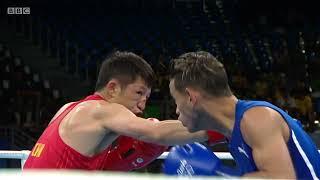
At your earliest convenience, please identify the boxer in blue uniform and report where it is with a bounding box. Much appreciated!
[166,51,320,179]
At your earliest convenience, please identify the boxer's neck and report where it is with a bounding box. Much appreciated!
[94,91,112,102]
[202,95,238,138]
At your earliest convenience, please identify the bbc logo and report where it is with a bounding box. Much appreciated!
[7,7,30,15]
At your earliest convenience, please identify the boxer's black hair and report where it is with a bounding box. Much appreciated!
[170,51,232,97]
[95,51,155,91]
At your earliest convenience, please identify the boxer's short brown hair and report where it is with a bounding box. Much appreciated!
[170,51,232,97]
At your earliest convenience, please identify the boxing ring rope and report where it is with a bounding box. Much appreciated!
[1,150,319,169]
[0,150,234,169]
[0,150,30,168]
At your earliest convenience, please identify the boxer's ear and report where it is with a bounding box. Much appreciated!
[185,87,198,105]
[106,79,121,97]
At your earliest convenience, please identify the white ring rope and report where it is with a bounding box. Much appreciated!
[0,150,319,168]
[0,150,30,168]
[158,151,234,160]
[0,150,30,160]
[0,151,234,160]
[0,150,233,160]
[0,150,234,168]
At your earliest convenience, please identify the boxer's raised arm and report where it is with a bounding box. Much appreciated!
[96,103,207,145]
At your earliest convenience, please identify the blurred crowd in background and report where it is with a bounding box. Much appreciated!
[0,0,319,153]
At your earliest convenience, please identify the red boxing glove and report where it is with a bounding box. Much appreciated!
[102,136,167,171]
[206,130,226,145]
[101,118,167,171]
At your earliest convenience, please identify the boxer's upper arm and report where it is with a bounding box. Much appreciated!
[94,103,206,145]
[94,103,163,143]
[241,107,296,178]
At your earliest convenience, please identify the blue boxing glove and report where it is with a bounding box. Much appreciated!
[163,143,242,177]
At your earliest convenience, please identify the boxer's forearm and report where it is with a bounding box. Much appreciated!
[162,130,208,145]
[153,120,208,145]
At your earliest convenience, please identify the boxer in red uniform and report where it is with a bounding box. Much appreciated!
[24,51,225,170]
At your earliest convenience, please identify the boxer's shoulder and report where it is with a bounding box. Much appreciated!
[70,100,117,118]
[242,106,285,128]
[242,106,273,120]
[241,106,286,147]
[241,106,281,131]
[89,101,134,121]
[57,101,109,131]
[49,102,74,124]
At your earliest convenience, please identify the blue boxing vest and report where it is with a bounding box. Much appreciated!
[229,100,320,179]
